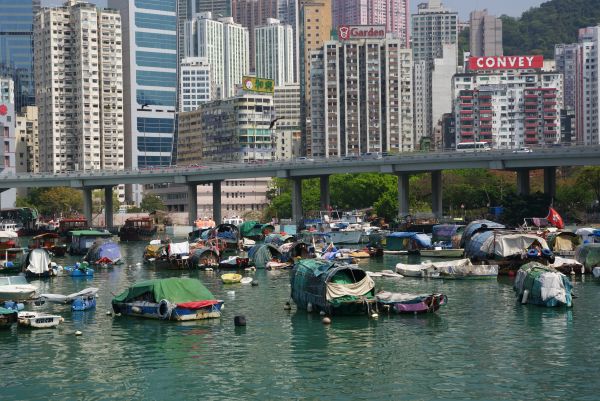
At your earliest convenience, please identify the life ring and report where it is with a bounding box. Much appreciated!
[541,248,553,258]
[158,299,171,320]
[527,249,539,258]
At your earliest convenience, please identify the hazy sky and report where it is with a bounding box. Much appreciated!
[43,0,545,20]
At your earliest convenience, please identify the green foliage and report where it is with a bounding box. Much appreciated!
[17,187,83,216]
[140,194,166,212]
[458,27,470,64]
[92,188,120,213]
[499,192,552,227]
[575,167,600,206]
[373,192,397,222]
[501,0,600,57]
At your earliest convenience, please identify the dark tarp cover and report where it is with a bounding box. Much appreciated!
[294,258,335,277]
[113,278,215,304]
[386,232,431,248]
[239,221,262,237]
[0,306,17,315]
[576,243,600,269]
[460,220,505,247]
[432,224,464,242]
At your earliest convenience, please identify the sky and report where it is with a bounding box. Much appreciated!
[43,0,545,20]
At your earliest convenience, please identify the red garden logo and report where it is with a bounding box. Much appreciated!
[0,104,7,116]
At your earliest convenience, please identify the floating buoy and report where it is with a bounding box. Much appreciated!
[205,267,213,271]
[521,289,529,304]
[284,302,291,310]
[581,266,586,274]
[319,310,326,316]
[322,317,331,325]
[307,302,313,313]
[75,331,82,336]
[227,290,235,297]
[136,262,142,266]
[371,313,379,319]
[234,315,247,326]
[131,306,142,314]
[251,281,259,287]
[106,311,111,316]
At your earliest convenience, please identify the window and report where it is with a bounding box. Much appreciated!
[136,51,176,69]
[135,13,176,30]
[137,117,174,133]
[136,70,177,87]
[135,32,176,50]
[138,136,173,152]
[134,0,176,12]
[136,89,176,107]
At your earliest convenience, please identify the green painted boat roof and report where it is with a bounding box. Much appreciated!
[70,230,113,237]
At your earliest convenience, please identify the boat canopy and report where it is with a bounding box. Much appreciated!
[113,278,215,304]
[466,232,548,259]
[0,230,18,239]
[265,233,295,247]
[248,243,281,268]
[460,220,505,247]
[386,232,431,247]
[546,232,580,252]
[575,243,600,269]
[0,306,17,315]
[24,248,51,275]
[432,224,464,242]
[514,262,572,307]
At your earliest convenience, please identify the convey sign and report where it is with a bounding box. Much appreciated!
[468,56,544,70]
[337,25,386,41]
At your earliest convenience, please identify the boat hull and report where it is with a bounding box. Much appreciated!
[419,249,464,258]
[377,293,447,314]
[0,287,37,301]
[327,230,363,244]
[17,312,63,328]
[112,300,223,321]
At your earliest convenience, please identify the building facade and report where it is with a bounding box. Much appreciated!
[0,77,16,206]
[180,57,212,112]
[274,83,301,159]
[34,1,124,173]
[15,105,38,174]
[0,0,40,111]
[310,32,414,157]
[277,0,300,82]
[453,60,562,149]
[255,18,294,86]
[299,0,332,156]
[575,27,599,145]
[332,0,410,48]
[554,43,578,110]
[469,9,502,57]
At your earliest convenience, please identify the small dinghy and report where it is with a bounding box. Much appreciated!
[367,270,403,278]
[376,291,447,314]
[0,307,18,328]
[221,273,242,284]
[64,262,94,277]
[266,260,292,270]
[0,275,38,301]
[395,263,428,277]
[240,277,253,285]
[18,311,64,328]
[40,287,99,311]
[514,262,573,307]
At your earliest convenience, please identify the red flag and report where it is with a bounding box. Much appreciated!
[546,207,564,229]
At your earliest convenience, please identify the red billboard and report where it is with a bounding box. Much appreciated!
[337,25,386,41]
[468,56,544,70]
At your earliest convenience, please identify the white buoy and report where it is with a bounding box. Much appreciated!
[322,317,331,325]
[227,290,235,297]
[319,310,326,316]
[75,331,82,336]
[581,266,586,274]
[371,313,379,319]
[136,262,142,266]
[521,289,529,304]
[307,302,313,313]
[284,302,291,310]
[106,311,111,316]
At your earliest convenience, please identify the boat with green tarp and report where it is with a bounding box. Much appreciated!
[290,259,376,315]
[239,221,275,241]
[513,262,573,307]
[112,278,223,321]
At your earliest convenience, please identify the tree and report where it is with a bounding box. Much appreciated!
[373,192,397,222]
[576,167,600,208]
[92,189,120,213]
[17,187,83,217]
[140,194,166,212]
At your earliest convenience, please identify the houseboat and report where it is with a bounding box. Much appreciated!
[118,217,157,242]
[28,233,67,256]
[68,230,113,255]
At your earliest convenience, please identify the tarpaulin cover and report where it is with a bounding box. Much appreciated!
[265,233,295,247]
[432,224,464,242]
[86,241,121,263]
[25,248,51,275]
[0,306,17,315]
[513,262,572,307]
[421,258,498,278]
[113,278,216,304]
[575,243,600,269]
[464,231,495,259]
[550,234,578,252]
[460,220,505,247]
[481,233,548,258]
[239,221,262,237]
[169,241,190,256]
[386,232,431,247]
[326,274,374,301]
[249,243,281,268]
[293,258,335,277]
[177,300,220,309]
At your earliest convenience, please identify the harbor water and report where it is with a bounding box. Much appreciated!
[2,241,600,400]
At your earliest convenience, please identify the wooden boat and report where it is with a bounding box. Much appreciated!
[0,307,17,328]
[188,247,219,269]
[514,262,573,307]
[68,230,113,255]
[385,232,431,253]
[0,248,28,274]
[118,217,157,242]
[0,230,18,251]
[395,263,428,277]
[18,311,64,328]
[367,270,403,278]
[209,224,241,254]
[84,239,122,266]
[0,275,38,301]
[28,233,67,256]
[419,248,464,258]
[218,256,252,270]
[221,273,242,284]
[290,259,377,315]
[249,243,283,269]
[58,218,88,238]
[112,278,224,321]
[376,291,447,314]
[40,287,98,311]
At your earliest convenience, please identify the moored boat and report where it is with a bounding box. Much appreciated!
[68,230,113,255]
[376,291,447,314]
[249,243,283,269]
[28,233,67,256]
[17,311,64,328]
[188,247,219,269]
[0,275,38,301]
[421,259,498,279]
[0,230,18,251]
[22,248,58,278]
[290,259,376,315]
[0,307,17,328]
[395,263,429,277]
[112,277,224,321]
[40,287,99,311]
[84,239,122,266]
[513,262,573,307]
[385,232,431,254]
[58,218,88,238]
[118,217,157,242]
[64,262,94,277]
[419,248,464,258]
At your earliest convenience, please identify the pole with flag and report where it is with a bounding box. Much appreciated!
[546,207,564,229]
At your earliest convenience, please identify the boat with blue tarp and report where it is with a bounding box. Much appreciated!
[68,230,113,255]
[111,277,223,321]
[385,232,431,254]
[84,239,122,266]
[290,259,376,315]
[40,287,98,311]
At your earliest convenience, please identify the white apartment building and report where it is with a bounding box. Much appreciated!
[255,18,294,86]
[34,0,124,173]
[555,43,578,110]
[15,105,39,175]
[575,27,599,145]
[180,57,212,112]
[310,33,414,157]
[431,44,458,145]
[453,67,562,149]
[0,77,16,206]
[185,12,249,99]
[274,84,301,159]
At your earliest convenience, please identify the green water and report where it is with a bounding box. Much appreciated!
[2,242,599,400]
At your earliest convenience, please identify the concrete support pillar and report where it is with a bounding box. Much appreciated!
[188,184,198,226]
[431,170,443,219]
[212,180,222,224]
[319,175,330,211]
[516,169,530,196]
[82,187,93,225]
[291,177,303,225]
[104,186,114,228]
[397,173,410,217]
[544,167,557,199]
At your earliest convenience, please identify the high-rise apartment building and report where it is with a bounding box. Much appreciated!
[277,0,300,82]
[255,18,294,85]
[15,105,38,175]
[0,0,40,111]
[310,31,414,156]
[180,57,212,112]
[299,0,332,156]
[274,83,301,159]
[453,59,562,149]
[185,12,249,99]
[469,9,502,57]
[108,0,177,203]
[554,43,578,110]
[332,0,410,47]
[0,77,16,206]
[34,0,124,173]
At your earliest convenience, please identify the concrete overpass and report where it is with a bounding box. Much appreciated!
[5,145,600,226]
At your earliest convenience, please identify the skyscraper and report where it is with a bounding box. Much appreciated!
[0,76,16,206]
[555,43,579,110]
[179,57,212,112]
[108,0,178,203]
[277,0,300,82]
[255,18,294,85]
[332,0,410,48]
[0,0,41,111]
[34,0,124,173]
[469,9,502,57]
